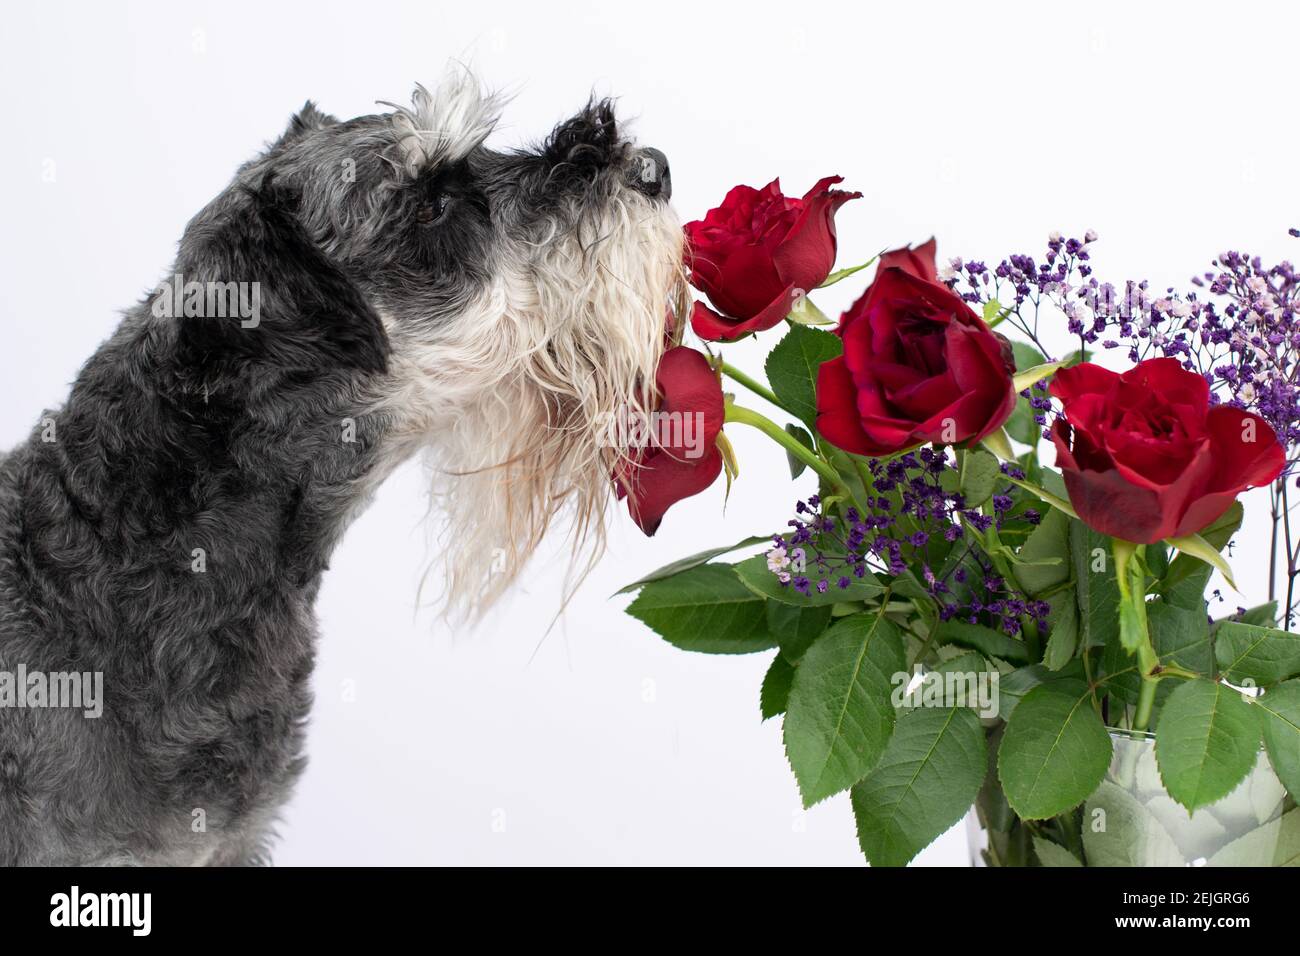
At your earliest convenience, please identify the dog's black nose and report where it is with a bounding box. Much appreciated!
[631,147,671,200]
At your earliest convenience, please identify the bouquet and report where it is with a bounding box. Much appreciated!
[614,175,1300,866]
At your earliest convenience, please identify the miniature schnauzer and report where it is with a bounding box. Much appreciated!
[0,69,686,864]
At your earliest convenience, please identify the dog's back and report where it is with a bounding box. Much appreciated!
[0,316,321,866]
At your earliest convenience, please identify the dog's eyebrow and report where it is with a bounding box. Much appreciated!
[381,69,505,177]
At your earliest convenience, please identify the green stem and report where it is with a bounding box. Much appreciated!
[724,400,846,493]
[719,362,782,409]
[1113,538,1160,733]
[1134,678,1158,734]
[910,620,940,669]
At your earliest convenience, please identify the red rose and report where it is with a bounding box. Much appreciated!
[686,176,860,342]
[616,347,725,535]
[836,238,938,333]
[1050,358,1285,544]
[816,267,1017,456]
[875,237,938,284]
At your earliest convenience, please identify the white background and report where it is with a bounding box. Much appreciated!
[1,0,1294,865]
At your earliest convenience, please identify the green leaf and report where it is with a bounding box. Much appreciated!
[888,568,939,632]
[983,299,1008,326]
[1072,519,1120,650]
[616,535,772,594]
[626,564,776,654]
[766,601,833,663]
[1005,475,1079,519]
[763,324,842,424]
[786,295,834,326]
[997,665,1051,721]
[1215,621,1300,686]
[1257,681,1300,797]
[931,650,997,682]
[733,553,884,607]
[1162,561,1213,614]
[979,427,1015,462]
[1112,538,1147,656]
[761,653,795,721]
[783,423,816,479]
[1082,781,1185,867]
[1033,837,1083,867]
[1155,679,1261,810]
[1044,598,1080,671]
[1010,342,1047,377]
[958,448,1001,509]
[934,619,1030,664]
[783,611,906,807]
[850,706,986,866]
[1012,361,1064,394]
[1160,502,1242,594]
[1208,806,1300,866]
[819,256,877,288]
[991,664,1082,724]
[1150,601,1214,674]
[998,681,1112,819]
[1013,506,1072,596]
[1102,601,1212,705]
[1166,532,1237,591]
[1236,602,1280,627]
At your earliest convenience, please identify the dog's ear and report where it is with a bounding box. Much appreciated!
[169,173,390,375]
[266,101,338,154]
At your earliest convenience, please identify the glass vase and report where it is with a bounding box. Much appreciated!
[967,731,1297,866]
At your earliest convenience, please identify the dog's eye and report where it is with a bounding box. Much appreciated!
[415,194,449,225]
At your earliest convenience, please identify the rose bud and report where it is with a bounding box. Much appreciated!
[816,267,1017,456]
[1050,358,1286,544]
[616,346,726,535]
[686,176,860,342]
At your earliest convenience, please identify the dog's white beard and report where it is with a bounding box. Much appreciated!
[378,189,688,619]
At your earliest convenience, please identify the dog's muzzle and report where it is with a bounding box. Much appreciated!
[630,147,671,201]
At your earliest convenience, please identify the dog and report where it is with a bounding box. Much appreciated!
[0,69,686,865]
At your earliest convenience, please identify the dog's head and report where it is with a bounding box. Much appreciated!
[185,68,687,614]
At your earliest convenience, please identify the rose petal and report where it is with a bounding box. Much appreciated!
[771,176,861,292]
[621,447,723,536]
[655,346,724,447]
[1204,405,1286,492]
[815,356,881,455]
[689,286,796,342]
